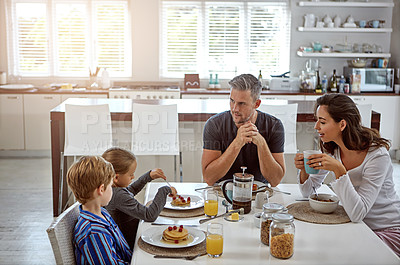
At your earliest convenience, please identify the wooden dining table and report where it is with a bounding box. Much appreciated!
[131,182,399,265]
[50,98,381,216]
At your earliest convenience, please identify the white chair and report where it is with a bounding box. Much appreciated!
[46,202,80,265]
[357,104,372,128]
[131,103,181,181]
[59,104,113,214]
[258,103,298,154]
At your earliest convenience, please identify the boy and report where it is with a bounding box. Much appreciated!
[67,156,132,264]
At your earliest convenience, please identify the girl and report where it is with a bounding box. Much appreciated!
[294,93,400,257]
[102,147,177,249]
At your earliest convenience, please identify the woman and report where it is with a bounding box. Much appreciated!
[294,93,400,256]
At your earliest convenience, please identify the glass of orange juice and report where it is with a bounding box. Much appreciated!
[204,190,218,217]
[206,222,223,258]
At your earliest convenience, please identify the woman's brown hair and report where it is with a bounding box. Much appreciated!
[102,147,136,175]
[315,93,390,154]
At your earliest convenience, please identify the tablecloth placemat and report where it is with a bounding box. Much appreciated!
[146,200,205,218]
[138,231,207,257]
[287,202,350,224]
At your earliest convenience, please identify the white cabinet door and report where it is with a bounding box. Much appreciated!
[0,94,25,149]
[24,94,61,150]
[350,95,400,150]
[60,93,108,102]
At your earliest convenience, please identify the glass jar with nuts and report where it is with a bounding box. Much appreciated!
[260,203,284,245]
[270,213,295,259]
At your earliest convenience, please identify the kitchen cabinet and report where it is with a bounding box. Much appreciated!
[0,94,24,150]
[350,95,400,150]
[24,94,61,150]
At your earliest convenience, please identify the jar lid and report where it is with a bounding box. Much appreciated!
[262,203,284,213]
[272,213,294,222]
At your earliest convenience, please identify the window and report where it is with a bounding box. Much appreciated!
[161,0,291,79]
[6,0,131,77]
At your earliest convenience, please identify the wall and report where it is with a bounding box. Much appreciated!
[0,0,397,86]
[390,0,399,75]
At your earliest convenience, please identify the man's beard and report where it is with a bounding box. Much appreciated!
[233,110,255,125]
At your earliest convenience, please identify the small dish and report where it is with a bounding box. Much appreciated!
[303,47,313,53]
[224,214,244,222]
[322,47,332,53]
[351,58,367,68]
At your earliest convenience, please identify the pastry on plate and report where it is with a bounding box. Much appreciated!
[162,225,189,243]
[171,195,191,206]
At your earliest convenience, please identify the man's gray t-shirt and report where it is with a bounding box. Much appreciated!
[203,110,284,183]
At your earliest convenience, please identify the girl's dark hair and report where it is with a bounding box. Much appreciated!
[315,93,390,154]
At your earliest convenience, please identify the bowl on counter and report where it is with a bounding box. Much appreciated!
[309,193,339,214]
[351,58,367,68]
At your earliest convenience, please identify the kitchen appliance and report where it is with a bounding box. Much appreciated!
[269,78,300,91]
[343,67,394,92]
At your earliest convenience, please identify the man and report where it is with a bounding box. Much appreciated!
[202,74,285,186]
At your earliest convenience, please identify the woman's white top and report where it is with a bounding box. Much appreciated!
[298,146,400,230]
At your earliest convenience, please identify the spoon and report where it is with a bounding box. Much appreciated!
[312,186,319,200]
[222,200,230,213]
[162,178,172,188]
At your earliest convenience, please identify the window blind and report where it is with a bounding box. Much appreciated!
[7,0,131,77]
[161,0,291,79]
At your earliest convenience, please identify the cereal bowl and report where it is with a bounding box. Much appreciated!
[309,193,339,214]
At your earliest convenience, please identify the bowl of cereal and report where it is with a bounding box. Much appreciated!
[309,193,339,214]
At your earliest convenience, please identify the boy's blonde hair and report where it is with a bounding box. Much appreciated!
[102,147,136,175]
[67,156,115,204]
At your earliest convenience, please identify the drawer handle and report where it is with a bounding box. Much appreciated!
[44,96,54,99]
[7,96,19,99]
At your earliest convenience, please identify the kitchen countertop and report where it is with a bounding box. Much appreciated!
[0,87,108,94]
[0,87,398,96]
[181,88,399,96]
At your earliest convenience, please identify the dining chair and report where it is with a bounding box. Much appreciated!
[357,104,372,128]
[59,104,113,214]
[46,201,80,265]
[258,103,298,154]
[131,103,181,181]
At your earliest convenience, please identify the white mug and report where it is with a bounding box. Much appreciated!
[255,191,269,209]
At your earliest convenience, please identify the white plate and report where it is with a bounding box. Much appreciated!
[141,226,205,248]
[0,84,34,90]
[164,195,204,210]
[252,180,268,193]
[224,215,244,222]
